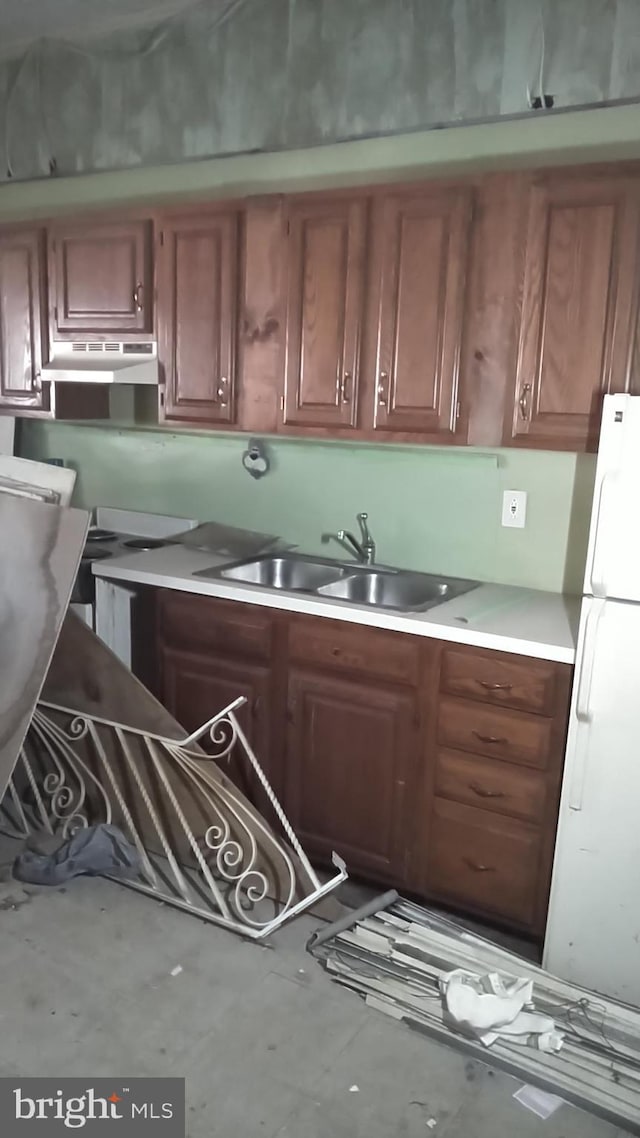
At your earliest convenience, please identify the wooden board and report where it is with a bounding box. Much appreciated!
[0,495,89,800]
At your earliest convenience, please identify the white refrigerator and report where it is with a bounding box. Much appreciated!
[544,393,640,1004]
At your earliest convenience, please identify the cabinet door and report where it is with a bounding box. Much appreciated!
[159,213,238,425]
[0,228,48,412]
[370,186,471,439]
[49,220,152,337]
[509,174,640,450]
[285,670,417,881]
[282,197,367,429]
[159,645,271,804]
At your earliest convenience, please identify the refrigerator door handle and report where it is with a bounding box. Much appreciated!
[575,598,605,724]
[589,471,617,597]
[571,598,605,810]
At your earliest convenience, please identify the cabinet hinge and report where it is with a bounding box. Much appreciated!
[159,388,165,408]
[159,230,165,246]
[280,395,285,412]
[455,401,461,421]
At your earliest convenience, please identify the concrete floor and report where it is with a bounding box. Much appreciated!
[0,868,631,1138]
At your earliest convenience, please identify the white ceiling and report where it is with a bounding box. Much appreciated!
[0,0,205,58]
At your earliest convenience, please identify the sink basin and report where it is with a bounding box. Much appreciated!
[193,554,478,612]
[198,555,345,592]
[318,571,458,611]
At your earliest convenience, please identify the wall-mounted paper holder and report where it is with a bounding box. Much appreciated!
[242,438,270,480]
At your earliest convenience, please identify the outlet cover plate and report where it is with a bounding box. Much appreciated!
[502,489,527,528]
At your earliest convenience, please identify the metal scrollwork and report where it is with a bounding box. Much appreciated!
[0,696,347,939]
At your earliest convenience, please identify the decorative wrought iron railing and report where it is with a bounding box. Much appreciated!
[0,696,347,939]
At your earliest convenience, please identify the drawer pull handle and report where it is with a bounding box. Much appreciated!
[469,782,505,799]
[473,732,507,745]
[465,858,496,873]
[478,680,513,692]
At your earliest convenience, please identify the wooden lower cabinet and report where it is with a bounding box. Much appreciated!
[159,644,272,805]
[427,798,542,928]
[156,590,283,814]
[155,590,572,937]
[434,749,546,824]
[437,695,553,770]
[285,669,418,881]
[424,643,572,935]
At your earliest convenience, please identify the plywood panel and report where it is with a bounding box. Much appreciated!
[0,496,89,798]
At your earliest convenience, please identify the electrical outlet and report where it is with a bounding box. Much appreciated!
[502,489,527,529]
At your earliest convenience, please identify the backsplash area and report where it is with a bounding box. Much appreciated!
[19,421,596,594]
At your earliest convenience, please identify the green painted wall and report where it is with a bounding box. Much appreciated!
[19,421,595,593]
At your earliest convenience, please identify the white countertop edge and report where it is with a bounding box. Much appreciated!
[93,553,578,666]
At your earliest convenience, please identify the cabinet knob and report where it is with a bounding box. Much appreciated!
[518,382,531,420]
[217,376,228,406]
[478,680,513,692]
[32,373,42,394]
[377,372,389,408]
[133,282,144,312]
[473,731,507,745]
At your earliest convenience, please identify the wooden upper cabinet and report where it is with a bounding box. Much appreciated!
[237,201,286,434]
[158,212,239,425]
[368,186,471,440]
[0,228,49,412]
[282,197,367,429]
[49,219,153,338]
[508,173,640,451]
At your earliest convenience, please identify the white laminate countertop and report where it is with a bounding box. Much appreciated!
[93,545,580,665]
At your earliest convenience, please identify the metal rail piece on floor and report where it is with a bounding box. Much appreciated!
[311,898,640,1134]
[0,697,347,939]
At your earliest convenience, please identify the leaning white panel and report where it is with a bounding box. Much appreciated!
[1,696,347,938]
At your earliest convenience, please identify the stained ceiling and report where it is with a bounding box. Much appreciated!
[0,0,204,58]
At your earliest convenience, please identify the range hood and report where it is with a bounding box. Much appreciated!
[43,341,159,385]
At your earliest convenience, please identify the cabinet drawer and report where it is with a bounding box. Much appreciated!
[434,749,546,823]
[288,616,420,686]
[158,590,274,660]
[438,697,552,769]
[440,648,558,716]
[427,798,540,927]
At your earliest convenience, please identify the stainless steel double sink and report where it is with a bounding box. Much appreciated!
[193,553,478,614]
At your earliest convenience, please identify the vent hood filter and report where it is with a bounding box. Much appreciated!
[43,341,159,385]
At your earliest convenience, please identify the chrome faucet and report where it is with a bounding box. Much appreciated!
[322,512,376,565]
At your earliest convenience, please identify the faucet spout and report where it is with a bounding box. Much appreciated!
[337,530,366,560]
[321,513,376,565]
